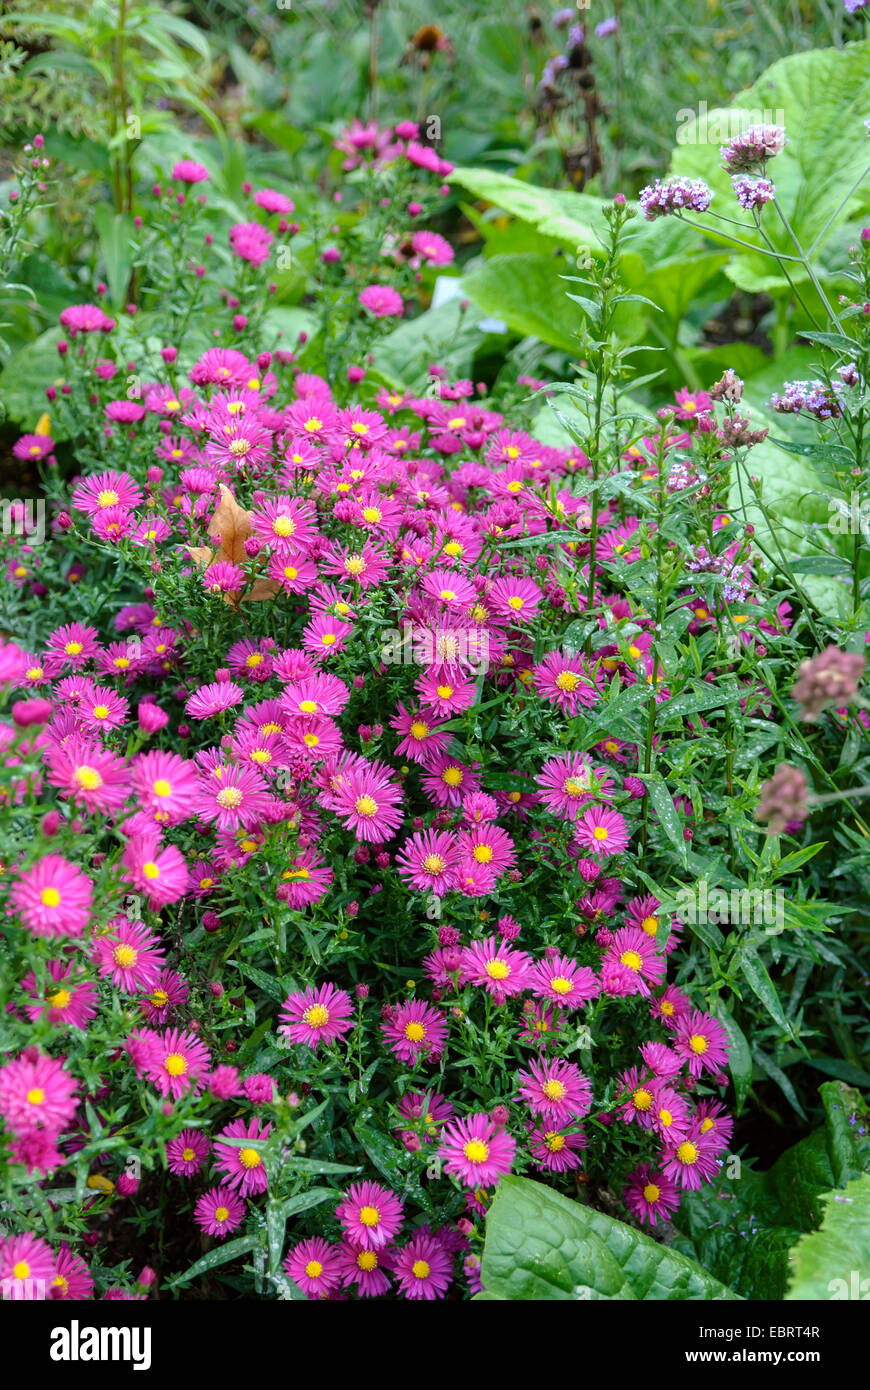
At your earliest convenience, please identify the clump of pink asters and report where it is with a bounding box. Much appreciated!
[439,1112,517,1188]
[279,982,354,1051]
[336,1181,404,1251]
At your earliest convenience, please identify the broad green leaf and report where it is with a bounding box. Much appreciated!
[480,1176,740,1300]
[712,1000,753,1115]
[786,1175,870,1300]
[460,254,581,355]
[168,1235,260,1289]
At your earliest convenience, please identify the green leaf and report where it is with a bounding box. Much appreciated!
[168,1235,260,1289]
[737,950,793,1035]
[94,207,135,309]
[712,1000,753,1115]
[640,772,688,865]
[479,1176,740,1300]
[786,1175,870,1301]
[460,254,580,354]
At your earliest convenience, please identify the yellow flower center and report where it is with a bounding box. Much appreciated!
[113,944,138,968]
[485,959,510,980]
[436,685,453,699]
[215,1207,229,1222]
[677,1141,699,1165]
[473,844,493,863]
[689,1034,708,1054]
[362,507,381,523]
[305,1260,323,1278]
[164,1053,188,1076]
[273,516,295,538]
[621,950,643,971]
[542,1079,566,1102]
[442,767,463,787]
[592,826,609,841]
[27,1088,45,1105]
[643,1183,661,1204]
[410,721,429,740]
[355,795,378,817]
[404,1021,426,1042]
[303,1004,329,1027]
[550,976,572,995]
[544,1132,565,1152]
[357,1250,377,1271]
[422,854,446,875]
[40,887,61,908]
[97,489,119,507]
[359,1206,380,1227]
[641,916,659,936]
[92,704,109,720]
[74,765,103,790]
[464,1140,489,1163]
[239,1147,261,1169]
[13,1261,31,1280]
[216,787,243,809]
[143,862,160,880]
[412,1260,430,1280]
[633,1088,653,1111]
[182,1147,195,1162]
[555,671,578,691]
[47,989,71,1009]
[507,596,524,610]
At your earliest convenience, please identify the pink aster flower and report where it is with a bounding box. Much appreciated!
[166,1129,210,1177]
[278,850,334,908]
[279,981,354,1051]
[439,1112,516,1189]
[411,230,454,265]
[359,284,403,318]
[10,855,93,939]
[530,954,599,1010]
[382,998,448,1064]
[92,917,166,993]
[213,1117,272,1195]
[60,303,114,334]
[229,220,273,265]
[335,1242,392,1298]
[185,681,245,719]
[45,737,130,815]
[694,1099,734,1152]
[673,1009,730,1077]
[392,1233,452,1301]
[336,1181,404,1252]
[0,1231,57,1298]
[603,927,666,996]
[395,829,459,895]
[535,753,605,819]
[660,1126,721,1190]
[332,761,404,842]
[650,1084,691,1142]
[250,496,318,552]
[121,834,188,908]
[196,763,271,831]
[194,1185,247,1239]
[527,1125,587,1174]
[623,1163,681,1225]
[651,983,692,1028]
[487,574,542,623]
[284,1238,342,1299]
[172,159,210,183]
[52,1244,95,1300]
[396,1091,455,1142]
[71,471,142,516]
[460,936,533,1002]
[0,1050,79,1134]
[21,959,98,1030]
[141,1027,211,1099]
[130,750,199,826]
[302,612,354,662]
[573,804,631,858]
[516,1057,593,1122]
[532,650,600,714]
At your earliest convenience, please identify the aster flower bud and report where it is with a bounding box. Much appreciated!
[757,763,809,834]
[792,645,865,721]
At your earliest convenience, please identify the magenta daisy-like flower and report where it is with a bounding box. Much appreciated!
[278,851,334,908]
[532,650,600,714]
[52,1244,95,1300]
[250,496,318,553]
[194,1185,247,1239]
[573,804,631,859]
[46,737,130,815]
[530,954,599,1010]
[172,158,210,183]
[382,998,448,1065]
[694,1099,734,1152]
[302,612,354,662]
[673,1009,730,1077]
[79,684,130,734]
[650,1084,691,1141]
[358,284,403,318]
[196,763,271,831]
[516,1057,593,1122]
[487,574,542,623]
[603,927,666,996]
[335,1242,392,1298]
[93,917,166,993]
[336,1181,404,1251]
[166,1128,210,1177]
[213,1117,272,1195]
[141,1027,212,1099]
[623,1164,681,1225]
[10,855,93,939]
[121,834,188,908]
[392,1233,452,1301]
[396,1090,455,1142]
[284,1237,342,1299]
[332,761,404,843]
[21,958,98,1030]
[71,471,142,516]
[411,229,454,265]
[394,828,458,895]
[439,1112,516,1189]
[0,1231,57,1298]
[279,982,354,1051]
[651,982,691,1029]
[0,1050,79,1134]
[185,680,245,720]
[130,750,199,826]
[460,936,533,1002]
[527,1125,587,1174]
[535,753,602,819]
[616,1065,657,1129]
[660,1126,721,1190]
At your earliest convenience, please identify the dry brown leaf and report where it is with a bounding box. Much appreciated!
[243,577,282,604]
[207,483,254,565]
